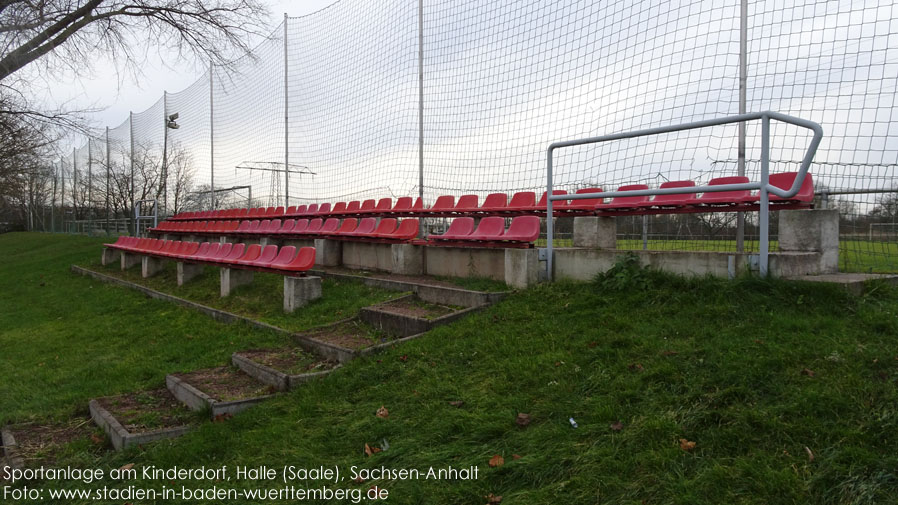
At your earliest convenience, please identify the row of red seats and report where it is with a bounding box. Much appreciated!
[587,172,814,216]
[104,237,315,274]
[426,216,540,248]
[168,172,812,222]
[151,218,420,242]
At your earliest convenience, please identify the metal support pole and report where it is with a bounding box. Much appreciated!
[105,126,111,235]
[51,165,56,233]
[72,148,77,223]
[417,0,425,203]
[642,215,648,250]
[162,90,169,215]
[88,138,93,235]
[61,158,65,233]
[759,114,770,277]
[546,148,555,281]
[736,0,747,252]
[210,61,216,210]
[284,13,290,208]
[130,111,135,235]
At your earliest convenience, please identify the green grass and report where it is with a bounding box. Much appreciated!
[4,233,898,504]
[86,252,400,333]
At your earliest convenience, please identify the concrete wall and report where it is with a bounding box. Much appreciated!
[424,246,506,281]
[342,242,393,272]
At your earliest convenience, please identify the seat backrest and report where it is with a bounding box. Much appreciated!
[537,190,568,208]
[653,181,697,204]
[393,219,419,240]
[430,195,455,211]
[455,194,479,211]
[373,218,397,235]
[264,207,277,217]
[284,246,316,271]
[355,217,378,235]
[610,184,650,205]
[255,244,279,265]
[273,206,285,216]
[267,219,283,233]
[505,215,541,241]
[345,201,361,214]
[223,243,246,262]
[392,197,412,212]
[295,204,308,215]
[444,217,475,237]
[236,220,252,232]
[375,198,392,212]
[320,218,340,233]
[194,242,211,257]
[332,202,347,214]
[280,219,296,233]
[247,220,262,232]
[471,216,505,238]
[307,218,323,233]
[768,172,814,202]
[286,205,297,215]
[697,176,752,202]
[412,197,424,211]
[215,243,234,260]
[336,218,358,234]
[201,242,222,259]
[508,191,536,209]
[359,199,376,212]
[269,246,297,269]
[306,203,319,215]
[238,243,262,263]
[481,193,508,210]
[293,219,310,233]
[318,202,332,215]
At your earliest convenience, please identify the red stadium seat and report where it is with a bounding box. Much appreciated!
[374,198,392,214]
[331,202,347,215]
[467,216,505,240]
[316,218,340,235]
[748,172,814,204]
[480,193,508,212]
[506,191,536,212]
[279,219,297,234]
[429,195,455,215]
[389,219,419,240]
[293,219,310,234]
[595,185,650,210]
[196,242,222,260]
[306,218,324,234]
[566,187,604,211]
[247,244,279,268]
[432,217,475,240]
[359,199,376,214]
[286,205,297,216]
[218,243,246,263]
[334,218,358,235]
[348,217,377,236]
[369,218,397,237]
[647,181,699,208]
[696,176,753,206]
[317,202,332,215]
[270,246,315,273]
[235,244,262,265]
[535,190,568,211]
[391,197,413,214]
[454,194,479,213]
[503,216,540,242]
[305,203,319,216]
[344,201,361,215]
[268,246,296,270]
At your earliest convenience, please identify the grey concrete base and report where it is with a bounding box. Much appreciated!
[142,255,165,278]
[1,426,23,473]
[120,252,141,270]
[573,216,617,249]
[232,353,341,392]
[779,209,839,274]
[342,241,392,271]
[165,374,275,419]
[552,248,824,280]
[359,294,483,337]
[101,248,121,266]
[785,273,898,296]
[177,262,204,286]
[220,267,254,297]
[283,276,322,313]
[392,244,425,275]
[314,238,342,267]
[88,400,193,451]
[424,246,506,281]
[504,248,540,289]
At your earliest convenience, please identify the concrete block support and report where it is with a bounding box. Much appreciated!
[343,241,392,271]
[220,268,254,297]
[424,246,506,281]
[504,248,540,289]
[141,255,166,278]
[101,248,121,266]
[314,238,343,267]
[283,276,323,313]
[177,262,204,286]
[391,244,425,275]
[120,252,141,271]
[573,216,617,249]
[778,209,839,274]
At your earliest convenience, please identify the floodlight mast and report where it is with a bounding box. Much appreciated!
[161,93,180,216]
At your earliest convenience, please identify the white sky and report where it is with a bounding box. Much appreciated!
[43,0,335,131]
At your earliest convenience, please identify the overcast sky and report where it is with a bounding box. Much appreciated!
[44,0,335,131]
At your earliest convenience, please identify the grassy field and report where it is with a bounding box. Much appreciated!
[3,232,898,504]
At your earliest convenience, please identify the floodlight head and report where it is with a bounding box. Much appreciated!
[167,121,180,129]
[168,112,179,121]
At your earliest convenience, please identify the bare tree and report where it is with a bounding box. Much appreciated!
[167,143,194,214]
[0,1,270,83]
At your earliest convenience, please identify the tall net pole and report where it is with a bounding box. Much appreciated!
[105,126,110,235]
[162,90,169,215]
[210,60,215,210]
[736,0,747,253]
[130,111,135,235]
[87,138,93,235]
[284,13,290,208]
[417,0,424,203]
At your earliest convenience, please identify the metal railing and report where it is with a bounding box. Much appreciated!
[544,111,824,279]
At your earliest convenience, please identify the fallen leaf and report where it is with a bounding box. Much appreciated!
[805,446,815,462]
[679,439,696,451]
[213,413,232,423]
[588,341,598,348]
[661,350,679,356]
[119,463,135,472]
[515,413,531,427]
[488,454,504,468]
[512,454,522,460]
[399,355,408,362]
[800,368,815,377]
[376,406,389,419]
[610,420,624,432]
[628,363,644,372]
[353,476,365,483]
[554,361,562,367]
[364,443,383,457]
[449,400,465,408]
[90,434,104,445]
[486,493,504,503]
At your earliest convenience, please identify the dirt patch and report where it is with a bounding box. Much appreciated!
[237,348,338,375]
[96,388,197,432]
[321,267,461,289]
[5,418,105,468]
[373,297,459,319]
[175,366,276,402]
[304,318,390,350]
